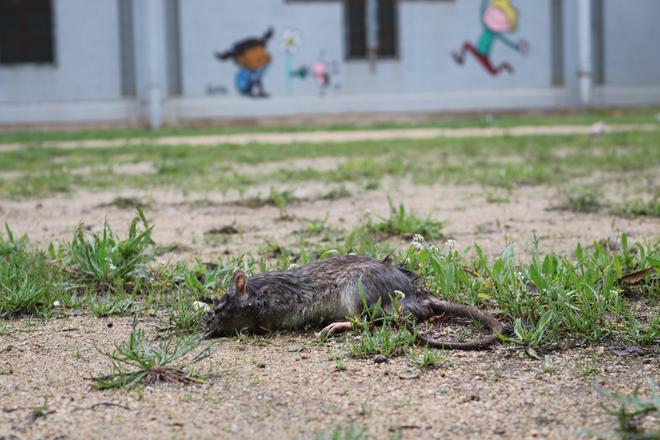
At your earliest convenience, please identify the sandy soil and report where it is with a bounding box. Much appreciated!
[2,178,658,263]
[1,132,659,439]
[0,317,658,440]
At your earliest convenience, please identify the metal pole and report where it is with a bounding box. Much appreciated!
[366,0,378,72]
[144,0,163,130]
[577,0,592,106]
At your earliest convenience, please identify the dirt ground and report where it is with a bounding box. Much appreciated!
[2,121,660,440]
[2,177,659,262]
[1,316,658,440]
[1,175,659,439]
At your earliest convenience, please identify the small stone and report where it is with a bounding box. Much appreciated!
[470,395,480,402]
[373,355,387,364]
[106,322,113,328]
[257,363,266,369]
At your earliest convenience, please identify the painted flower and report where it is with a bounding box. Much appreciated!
[280,29,303,54]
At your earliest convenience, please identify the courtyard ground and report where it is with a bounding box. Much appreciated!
[0,111,658,439]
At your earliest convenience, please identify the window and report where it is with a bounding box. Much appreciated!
[344,0,398,59]
[0,0,55,64]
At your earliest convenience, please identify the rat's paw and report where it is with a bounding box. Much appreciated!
[317,321,352,339]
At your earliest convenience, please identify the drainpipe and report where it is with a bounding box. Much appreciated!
[366,0,378,73]
[577,0,592,106]
[143,0,163,130]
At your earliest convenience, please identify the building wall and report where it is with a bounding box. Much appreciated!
[179,0,344,98]
[0,0,122,103]
[603,0,660,87]
[180,0,556,99]
[1,0,660,125]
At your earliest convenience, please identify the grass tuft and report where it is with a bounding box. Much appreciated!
[556,185,603,213]
[92,317,213,390]
[601,381,659,439]
[367,199,444,240]
[64,209,154,292]
[0,226,62,316]
[610,196,660,218]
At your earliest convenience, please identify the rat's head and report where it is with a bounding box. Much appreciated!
[483,0,518,33]
[203,270,260,338]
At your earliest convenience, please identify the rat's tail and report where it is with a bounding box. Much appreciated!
[415,297,506,350]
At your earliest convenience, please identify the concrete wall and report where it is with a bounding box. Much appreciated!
[179,0,344,98]
[179,0,555,98]
[1,0,660,126]
[603,0,660,87]
[0,0,122,103]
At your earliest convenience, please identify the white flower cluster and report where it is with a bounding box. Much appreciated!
[445,239,457,250]
[410,234,425,250]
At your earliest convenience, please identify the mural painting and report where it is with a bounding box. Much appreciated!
[215,28,274,98]
[451,0,528,76]
[280,29,304,95]
[290,52,340,96]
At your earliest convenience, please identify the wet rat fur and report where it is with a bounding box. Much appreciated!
[204,255,504,350]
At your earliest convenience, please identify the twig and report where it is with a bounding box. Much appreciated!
[74,402,131,412]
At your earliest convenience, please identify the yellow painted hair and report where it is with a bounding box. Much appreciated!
[490,0,518,30]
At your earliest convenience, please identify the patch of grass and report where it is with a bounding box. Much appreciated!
[404,233,659,352]
[2,130,660,198]
[305,423,369,440]
[236,187,299,217]
[367,199,444,240]
[556,185,603,213]
[406,348,447,370]
[0,226,63,316]
[601,381,659,439]
[2,106,657,144]
[610,196,660,218]
[92,318,213,390]
[64,210,154,292]
[162,295,207,335]
[345,282,417,359]
[96,196,151,210]
[319,185,351,200]
[86,294,134,317]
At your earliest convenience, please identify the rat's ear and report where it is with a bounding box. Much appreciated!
[233,270,247,296]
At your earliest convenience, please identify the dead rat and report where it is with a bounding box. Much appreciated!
[204,255,504,350]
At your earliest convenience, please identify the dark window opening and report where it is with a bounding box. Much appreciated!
[0,0,55,64]
[344,0,398,59]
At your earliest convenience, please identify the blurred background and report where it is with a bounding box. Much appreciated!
[1,0,659,130]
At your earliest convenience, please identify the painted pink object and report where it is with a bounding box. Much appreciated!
[311,61,330,87]
[483,6,512,32]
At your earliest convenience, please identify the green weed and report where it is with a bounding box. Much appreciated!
[556,185,603,213]
[64,210,154,292]
[346,281,417,358]
[602,381,659,439]
[87,294,134,317]
[306,423,369,440]
[0,226,62,316]
[92,318,213,390]
[368,199,444,240]
[611,197,660,218]
[404,233,659,350]
[407,348,447,370]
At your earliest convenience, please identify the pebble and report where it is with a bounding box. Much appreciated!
[373,355,387,364]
